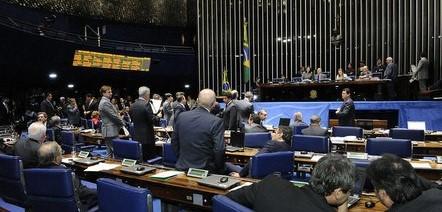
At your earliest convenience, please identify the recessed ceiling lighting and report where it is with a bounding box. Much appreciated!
[49,73,57,79]
[67,84,74,88]
[184,84,190,89]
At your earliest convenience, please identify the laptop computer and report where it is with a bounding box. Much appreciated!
[197,174,241,190]
[347,167,367,207]
[226,131,245,152]
[120,165,156,175]
[407,121,426,131]
[279,118,291,127]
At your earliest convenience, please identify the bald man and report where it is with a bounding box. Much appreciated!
[172,89,226,174]
[301,115,328,136]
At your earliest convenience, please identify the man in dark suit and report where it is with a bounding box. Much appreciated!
[172,89,225,174]
[14,122,46,168]
[83,93,99,119]
[98,85,124,156]
[227,154,355,211]
[222,91,238,130]
[302,115,328,136]
[173,95,187,124]
[416,52,430,92]
[234,91,254,128]
[37,141,97,210]
[383,57,398,99]
[40,92,57,118]
[243,114,267,133]
[0,97,11,125]
[229,126,292,177]
[335,88,355,126]
[129,86,156,160]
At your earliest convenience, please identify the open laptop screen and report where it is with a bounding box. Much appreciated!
[279,118,291,127]
[407,121,426,131]
[230,131,245,148]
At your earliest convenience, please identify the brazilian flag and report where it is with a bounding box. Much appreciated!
[243,20,251,84]
[222,67,231,92]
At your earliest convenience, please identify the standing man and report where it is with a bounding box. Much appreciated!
[234,91,254,127]
[162,93,174,125]
[336,88,355,126]
[40,92,57,118]
[383,57,398,99]
[83,93,98,119]
[416,52,429,92]
[98,85,124,156]
[222,91,238,131]
[172,89,225,174]
[173,95,187,123]
[129,86,156,160]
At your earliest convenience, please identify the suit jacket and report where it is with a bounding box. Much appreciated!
[162,100,173,124]
[336,98,355,126]
[172,107,225,174]
[301,126,328,136]
[14,138,41,168]
[416,57,429,80]
[234,99,254,125]
[40,99,56,118]
[84,99,99,119]
[66,105,81,126]
[98,96,123,138]
[383,63,398,81]
[223,101,238,130]
[239,140,291,177]
[0,102,10,125]
[244,123,268,133]
[226,175,335,212]
[129,98,155,146]
[389,188,442,212]
[173,103,186,123]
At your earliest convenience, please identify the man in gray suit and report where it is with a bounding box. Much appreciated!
[416,52,429,92]
[98,85,124,156]
[234,91,254,127]
[301,115,328,136]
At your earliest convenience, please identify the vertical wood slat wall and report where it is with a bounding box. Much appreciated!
[197,0,442,96]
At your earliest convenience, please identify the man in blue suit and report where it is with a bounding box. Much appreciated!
[172,89,225,174]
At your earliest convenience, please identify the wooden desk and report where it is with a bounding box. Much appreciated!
[225,148,259,165]
[350,195,387,212]
[425,131,442,141]
[80,133,129,145]
[63,155,257,210]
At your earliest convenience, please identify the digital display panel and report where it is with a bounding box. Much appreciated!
[73,50,151,72]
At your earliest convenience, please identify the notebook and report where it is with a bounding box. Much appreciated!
[197,175,241,190]
[226,131,245,152]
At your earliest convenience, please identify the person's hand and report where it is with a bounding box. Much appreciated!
[336,199,348,212]
[335,109,340,114]
[229,172,240,177]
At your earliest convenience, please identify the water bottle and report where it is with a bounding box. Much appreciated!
[71,146,76,158]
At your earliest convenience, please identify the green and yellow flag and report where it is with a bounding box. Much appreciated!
[243,20,251,84]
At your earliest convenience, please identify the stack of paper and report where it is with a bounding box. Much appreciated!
[84,163,120,172]
[150,170,183,179]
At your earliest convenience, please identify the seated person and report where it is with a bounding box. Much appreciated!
[314,68,328,81]
[336,68,351,81]
[14,122,46,168]
[227,154,355,211]
[358,66,372,80]
[289,111,306,128]
[48,115,62,145]
[228,126,292,177]
[243,114,267,133]
[302,115,328,136]
[367,154,442,211]
[91,111,101,129]
[37,142,98,210]
[301,66,313,81]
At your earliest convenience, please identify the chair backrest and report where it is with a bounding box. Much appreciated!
[244,132,271,148]
[332,126,363,138]
[80,118,88,129]
[0,154,26,207]
[250,151,294,179]
[293,125,309,135]
[23,168,81,212]
[212,195,253,212]
[46,128,55,141]
[162,143,177,167]
[292,135,329,153]
[86,119,94,129]
[112,139,143,162]
[61,131,75,146]
[97,178,152,212]
[366,138,412,158]
[389,128,425,141]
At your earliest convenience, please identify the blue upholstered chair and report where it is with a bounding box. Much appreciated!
[162,143,177,167]
[0,154,26,207]
[23,168,83,212]
[389,128,425,141]
[80,118,88,129]
[250,151,294,179]
[86,119,94,129]
[112,139,143,162]
[60,131,84,153]
[46,128,55,141]
[97,178,161,212]
[332,126,363,138]
[292,135,329,153]
[212,195,253,212]
[366,138,412,158]
[128,123,135,139]
[293,125,309,135]
[20,132,28,140]
[244,132,271,148]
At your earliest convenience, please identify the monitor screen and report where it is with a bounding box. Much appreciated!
[279,118,291,127]
[230,132,245,148]
[407,121,426,130]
